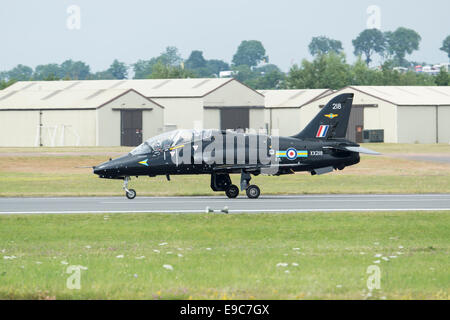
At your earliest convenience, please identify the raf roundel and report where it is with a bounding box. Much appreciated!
[286,148,298,160]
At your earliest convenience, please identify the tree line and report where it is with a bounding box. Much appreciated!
[1,27,449,90]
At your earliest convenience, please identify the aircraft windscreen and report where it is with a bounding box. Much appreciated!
[130,129,214,156]
[129,141,152,155]
[172,129,212,146]
[130,130,177,155]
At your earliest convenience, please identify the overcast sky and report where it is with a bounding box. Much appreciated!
[1,0,449,73]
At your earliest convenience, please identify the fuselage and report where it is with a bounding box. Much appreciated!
[93,132,360,179]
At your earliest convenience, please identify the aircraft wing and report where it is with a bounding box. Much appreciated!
[213,162,304,172]
[213,164,267,172]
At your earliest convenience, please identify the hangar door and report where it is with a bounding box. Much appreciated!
[220,108,249,131]
[121,110,143,146]
[346,106,364,143]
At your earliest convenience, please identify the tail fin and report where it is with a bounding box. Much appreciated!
[292,93,354,140]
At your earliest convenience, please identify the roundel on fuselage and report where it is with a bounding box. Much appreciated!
[286,148,297,160]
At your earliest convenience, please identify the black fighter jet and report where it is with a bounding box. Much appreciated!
[93,93,379,199]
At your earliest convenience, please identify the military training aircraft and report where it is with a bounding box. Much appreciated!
[93,93,379,199]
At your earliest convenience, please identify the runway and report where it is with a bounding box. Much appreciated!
[0,194,450,214]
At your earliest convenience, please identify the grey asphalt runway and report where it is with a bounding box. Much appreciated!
[0,194,450,214]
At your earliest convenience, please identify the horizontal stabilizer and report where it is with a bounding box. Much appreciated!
[344,146,381,155]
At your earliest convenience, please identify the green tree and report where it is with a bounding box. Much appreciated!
[33,64,61,80]
[308,36,343,56]
[205,59,229,76]
[232,40,268,67]
[43,73,60,81]
[352,29,386,65]
[231,64,255,82]
[148,61,196,79]
[133,59,157,79]
[60,60,91,79]
[246,67,286,89]
[231,64,285,89]
[0,79,16,89]
[185,50,207,70]
[440,35,450,60]
[374,60,434,86]
[184,51,230,77]
[435,68,449,86]
[286,52,351,89]
[350,58,380,85]
[385,27,421,67]
[107,59,128,79]
[133,47,183,79]
[91,70,114,80]
[5,64,33,81]
[159,46,183,67]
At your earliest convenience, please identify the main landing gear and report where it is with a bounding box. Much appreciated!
[210,171,261,199]
[240,171,260,199]
[123,176,136,200]
[123,173,261,200]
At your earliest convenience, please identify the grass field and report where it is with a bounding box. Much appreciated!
[0,144,449,197]
[0,211,448,300]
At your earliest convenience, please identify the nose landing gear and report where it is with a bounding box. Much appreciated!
[123,176,136,199]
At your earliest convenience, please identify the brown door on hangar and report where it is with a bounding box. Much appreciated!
[220,108,249,131]
[121,110,143,146]
[346,106,364,143]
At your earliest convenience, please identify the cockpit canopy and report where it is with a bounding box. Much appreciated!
[130,129,214,156]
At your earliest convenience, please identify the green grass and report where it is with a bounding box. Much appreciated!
[0,211,448,300]
[0,172,449,197]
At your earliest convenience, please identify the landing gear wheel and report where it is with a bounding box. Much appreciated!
[225,185,239,199]
[246,185,260,199]
[126,189,136,200]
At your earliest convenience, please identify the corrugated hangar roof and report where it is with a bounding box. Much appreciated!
[259,89,331,108]
[0,87,159,110]
[1,78,238,99]
[338,86,450,106]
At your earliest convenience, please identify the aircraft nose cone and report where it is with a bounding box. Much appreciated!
[93,166,101,175]
[93,162,114,176]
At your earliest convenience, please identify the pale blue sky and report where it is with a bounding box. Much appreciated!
[1,0,449,73]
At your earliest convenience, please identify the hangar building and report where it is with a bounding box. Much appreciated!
[121,78,266,132]
[259,89,332,137]
[0,82,164,147]
[0,78,265,147]
[300,86,450,143]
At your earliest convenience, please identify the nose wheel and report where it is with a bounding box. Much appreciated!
[123,176,137,200]
[126,189,136,199]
